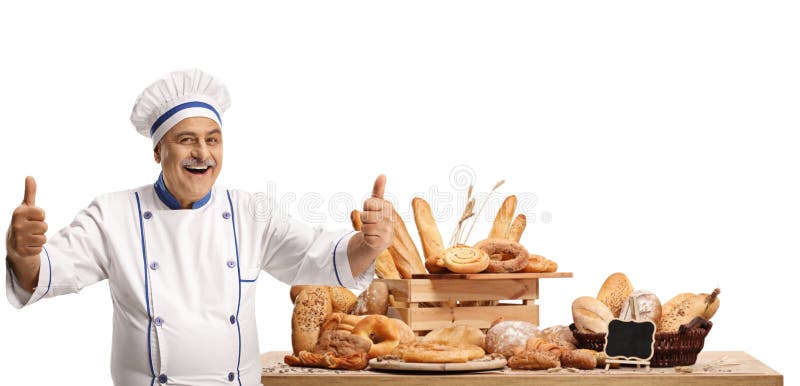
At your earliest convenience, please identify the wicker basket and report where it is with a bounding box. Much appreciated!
[569,317,713,367]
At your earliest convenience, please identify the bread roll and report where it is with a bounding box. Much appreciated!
[412,197,446,273]
[292,287,333,355]
[596,272,633,317]
[572,296,614,334]
[351,210,401,279]
[387,208,426,278]
[488,195,517,239]
[422,325,486,348]
[561,349,598,370]
[313,330,372,356]
[620,290,662,325]
[505,214,526,242]
[538,325,577,350]
[353,281,389,315]
[658,288,720,332]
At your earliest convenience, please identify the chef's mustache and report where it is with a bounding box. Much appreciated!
[181,158,217,168]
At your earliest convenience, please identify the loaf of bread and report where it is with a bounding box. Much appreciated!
[596,272,633,317]
[422,325,486,348]
[412,197,446,274]
[488,195,517,239]
[351,210,401,279]
[485,320,540,358]
[505,214,526,242]
[387,207,426,278]
[620,290,662,325]
[353,281,389,315]
[289,285,357,314]
[561,349,598,370]
[572,296,614,334]
[658,288,720,332]
[292,287,333,355]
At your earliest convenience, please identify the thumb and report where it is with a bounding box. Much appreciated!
[23,176,36,206]
[371,174,386,199]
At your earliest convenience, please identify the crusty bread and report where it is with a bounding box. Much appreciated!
[329,287,358,314]
[658,288,720,332]
[412,197,446,273]
[619,290,662,325]
[387,207,426,278]
[353,281,390,315]
[572,296,614,334]
[596,272,633,318]
[488,195,517,239]
[292,287,333,355]
[351,210,401,279]
[505,214,526,242]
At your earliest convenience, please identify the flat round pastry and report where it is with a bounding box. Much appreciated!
[397,342,485,363]
[474,238,529,273]
[485,320,540,358]
[352,315,401,359]
[438,246,489,274]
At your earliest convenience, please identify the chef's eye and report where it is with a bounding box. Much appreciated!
[180,137,195,144]
[207,137,219,144]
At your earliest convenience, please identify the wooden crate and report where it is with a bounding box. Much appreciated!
[378,272,572,335]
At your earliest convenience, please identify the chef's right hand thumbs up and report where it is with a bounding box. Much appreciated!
[7,176,48,259]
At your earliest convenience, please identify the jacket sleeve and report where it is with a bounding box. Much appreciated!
[257,198,374,291]
[6,197,110,308]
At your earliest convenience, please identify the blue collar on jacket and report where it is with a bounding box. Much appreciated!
[154,172,212,210]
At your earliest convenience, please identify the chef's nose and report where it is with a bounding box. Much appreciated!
[190,140,211,160]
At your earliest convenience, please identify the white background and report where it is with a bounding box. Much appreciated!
[1,1,797,384]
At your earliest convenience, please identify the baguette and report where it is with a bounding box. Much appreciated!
[488,195,517,239]
[505,214,526,242]
[412,197,446,273]
[351,210,401,279]
[387,207,426,278]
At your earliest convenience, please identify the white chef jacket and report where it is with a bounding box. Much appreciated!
[6,178,374,386]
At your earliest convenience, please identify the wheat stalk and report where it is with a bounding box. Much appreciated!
[463,179,505,244]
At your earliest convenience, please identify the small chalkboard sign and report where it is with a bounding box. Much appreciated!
[604,319,656,360]
[602,298,656,369]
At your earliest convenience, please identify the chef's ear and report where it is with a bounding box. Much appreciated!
[153,143,162,164]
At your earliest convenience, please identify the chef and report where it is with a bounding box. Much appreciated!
[5,69,394,386]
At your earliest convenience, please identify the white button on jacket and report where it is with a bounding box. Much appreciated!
[6,180,374,386]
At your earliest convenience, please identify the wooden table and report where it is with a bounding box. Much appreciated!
[261,351,783,386]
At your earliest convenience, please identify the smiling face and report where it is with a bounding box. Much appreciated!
[154,117,223,208]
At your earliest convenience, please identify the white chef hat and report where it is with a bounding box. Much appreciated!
[130,69,231,148]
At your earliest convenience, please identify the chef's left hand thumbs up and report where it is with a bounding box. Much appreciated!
[360,175,394,251]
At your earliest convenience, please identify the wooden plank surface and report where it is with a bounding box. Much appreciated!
[262,351,783,386]
[388,304,539,331]
[410,272,573,280]
[379,278,539,302]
